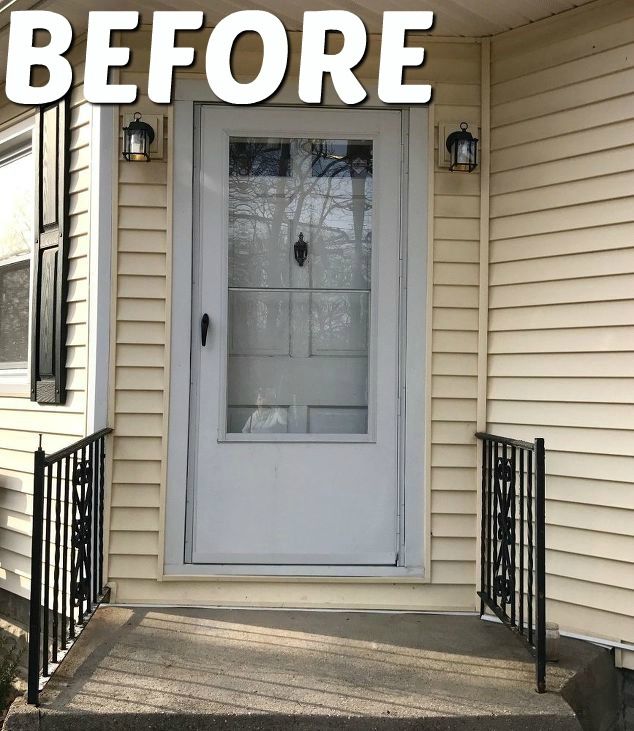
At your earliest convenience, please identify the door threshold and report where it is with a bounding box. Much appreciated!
[164,563,425,579]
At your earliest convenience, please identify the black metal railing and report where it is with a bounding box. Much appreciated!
[27,427,112,705]
[475,432,546,693]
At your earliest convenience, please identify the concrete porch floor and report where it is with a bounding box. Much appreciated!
[4,606,617,730]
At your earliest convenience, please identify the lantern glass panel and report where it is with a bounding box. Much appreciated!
[125,128,148,161]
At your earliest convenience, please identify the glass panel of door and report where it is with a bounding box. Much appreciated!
[227,137,374,435]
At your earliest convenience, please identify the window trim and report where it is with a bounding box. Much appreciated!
[0,116,35,392]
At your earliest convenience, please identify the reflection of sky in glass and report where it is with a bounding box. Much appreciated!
[0,152,34,264]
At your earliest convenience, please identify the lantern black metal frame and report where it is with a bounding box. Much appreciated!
[446,121,478,173]
[122,112,155,162]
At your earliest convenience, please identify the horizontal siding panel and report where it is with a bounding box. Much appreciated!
[547,575,633,618]
[431,490,475,515]
[115,367,164,391]
[487,423,634,459]
[112,460,162,484]
[109,531,159,555]
[431,421,476,446]
[431,537,475,561]
[118,229,167,253]
[488,326,634,353]
[432,398,476,422]
[108,555,158,579]
[117,322,166,345]
[432,353,478,376]
[119,161,168,184]
[434,217,479,241]
[432,330,478,353]
[433,285,479,309]
[492,41,634,104]
[489,300,634,331]
[489,274,634,308]
[434,263,479,286]
[432,376,477,399]
[433,308,479,331]
[109,507,160,531]
[430,561,474,584]
[119,184,167,208]
[119,206,167,230]
[114,387,164,413]
[491,198,634,240]
[489,351,634,377]
[490,249,634,285]
[111,484,161,508]
[434,240,479,264]
[116,344,165,368]
[430,467,476,492]
[113,437,163,461]
[491,6,634,83]
[489,377,634,404]
[117,275,166,300]
[431,445,476,469]
[491,171,634,219]
[547,599,634,644]
[117,299,165,322]
[492,96,634,151]
[118,252,166,277]
[547,525,634,564]
[114,413,164,437]
[492,66,634,127]
[488,399,634,430]
[491,145,634,195]
[431,514,476,539]
[545,474,634,510]
[490,222,634,263]
[547,452,634,484]
[491,120,634,172]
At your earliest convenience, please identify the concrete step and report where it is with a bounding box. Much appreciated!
[3,607,617,731]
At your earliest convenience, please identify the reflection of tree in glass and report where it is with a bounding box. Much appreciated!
[0,263,29,363]
[0,153,34,264]
[0,152,33,364]
[228,137,373,291]
[310,293,369,354]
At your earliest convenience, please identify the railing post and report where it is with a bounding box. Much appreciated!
[27,440,46,705]
[534,437,546,693]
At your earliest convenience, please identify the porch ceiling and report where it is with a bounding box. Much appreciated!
[0,0,601,38]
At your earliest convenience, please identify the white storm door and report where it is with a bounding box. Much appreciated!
[188,106,403,566]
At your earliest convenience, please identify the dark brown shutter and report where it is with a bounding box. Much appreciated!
[30,98,70,404]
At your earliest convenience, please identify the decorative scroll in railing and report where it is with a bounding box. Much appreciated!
[27,428,113,705]
[475,432,546,694]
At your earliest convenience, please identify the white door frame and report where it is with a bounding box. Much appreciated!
[165,79,428,578]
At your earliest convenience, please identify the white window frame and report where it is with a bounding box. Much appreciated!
[0,117,35,393]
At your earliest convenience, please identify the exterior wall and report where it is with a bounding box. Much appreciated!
[107,31,483,608]
[489,0,634,650]
[0,48,92,600]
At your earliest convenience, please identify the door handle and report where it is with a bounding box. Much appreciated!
[294,232,308,267]
[201,313,210,346]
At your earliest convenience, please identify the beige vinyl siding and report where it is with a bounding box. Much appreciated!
[0,50,91,600]
[430,42,481,590]
[108,30,482,608]
[489,0,634,644]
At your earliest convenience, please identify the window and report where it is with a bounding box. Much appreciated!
[0,124,34,380]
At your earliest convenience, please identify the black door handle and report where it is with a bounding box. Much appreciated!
[201,313,210,346]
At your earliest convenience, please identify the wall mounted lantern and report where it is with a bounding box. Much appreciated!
[122,112,155,162]
[446,122,478,172]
